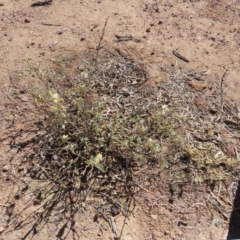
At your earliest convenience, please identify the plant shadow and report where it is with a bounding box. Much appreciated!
[227,181,240,240]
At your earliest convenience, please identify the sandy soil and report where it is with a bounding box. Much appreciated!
[0,0,240,239]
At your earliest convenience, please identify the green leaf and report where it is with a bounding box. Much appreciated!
[94,153,103,163]
[86,154,104,172]
[95,162,105,172]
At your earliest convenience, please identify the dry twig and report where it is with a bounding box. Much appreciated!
[94,17,109,66]
[220,69,228,111]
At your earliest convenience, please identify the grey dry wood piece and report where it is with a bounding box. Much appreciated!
[31,0,52,7]
[115,34,140,43]
[40,23,62,26]
[57,28,67,34]
[172,50,190,63]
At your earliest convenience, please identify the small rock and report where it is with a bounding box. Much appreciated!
[111,202,121,216]
[209,108,218,114]
[39,173,46,180]
[18,166,25,172]
[189,81,207,91]
[150,214,158,220]
[146,28,151,33]
[51,41,58,45]
[2,165,10,172]
[90,24,98,31]
[80,36,85,41]
[159,207,171,217]
[49,45,57,52]
[15,194,21,200]
[194,96,206,111]
[71,196,77,203]
[164,230,169,235]
[33,199,41,205]
[6,175,11,181]
[70,190,77,203]
[19,89,26,94]
[21,185,28,192]
[20,95,29,102]
[24,18,30,23]
[158,20,163,24]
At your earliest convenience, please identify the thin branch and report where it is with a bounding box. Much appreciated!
[220,69,228,111]
[94,16,109,67]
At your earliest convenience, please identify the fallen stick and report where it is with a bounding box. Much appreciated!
[115,34,140,43]
[31,0,52,7]
[220,69,228,111]
[40,23,62,26]
[172,50,190,63]
[94,16,109,67]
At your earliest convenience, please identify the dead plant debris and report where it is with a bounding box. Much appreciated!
[3,49,240,237]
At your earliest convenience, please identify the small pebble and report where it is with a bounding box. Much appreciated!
[18,166,25,172]
[20,95,29,102]
[15,194,20,200]
[6,175,11,181]
[24,18,30,23]
[2,165,10,172]
[80,36,85,41]
[21,185,28,192]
